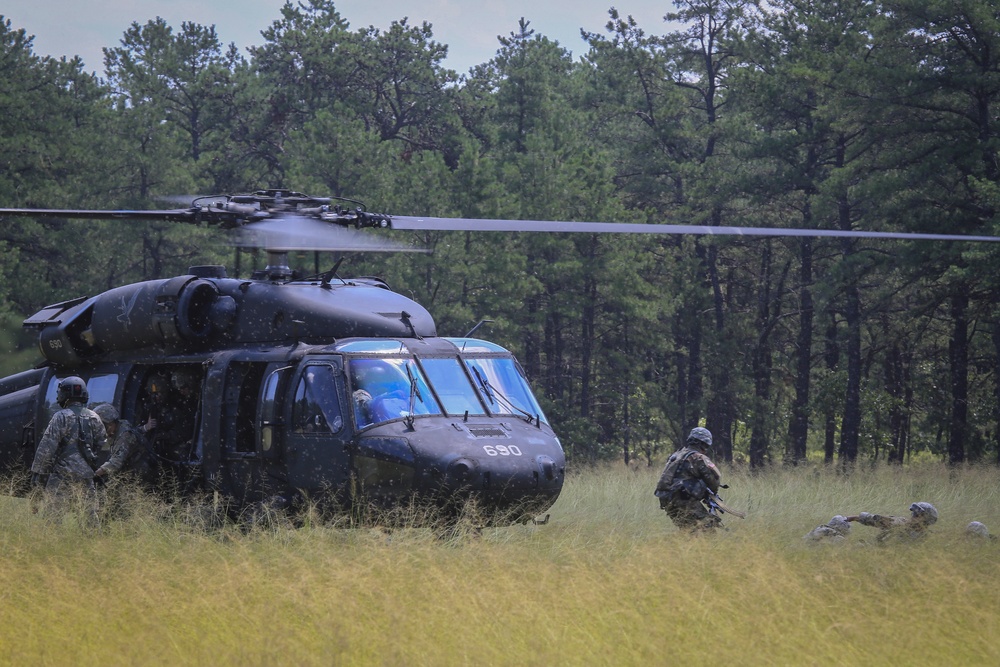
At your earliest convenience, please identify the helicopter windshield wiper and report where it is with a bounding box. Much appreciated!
[472,366,534,422]
[472,366,494,402]
[405,363,423,429]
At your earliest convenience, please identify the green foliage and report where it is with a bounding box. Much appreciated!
[1,1,1000,465]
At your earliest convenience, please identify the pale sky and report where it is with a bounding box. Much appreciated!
[4,1,677,76]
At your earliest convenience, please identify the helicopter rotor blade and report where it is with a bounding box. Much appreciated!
[0,206,425,253]
[389,215,1000,243]
[0,208,200,223]
[233,215,427,253]
[4,204,999,244]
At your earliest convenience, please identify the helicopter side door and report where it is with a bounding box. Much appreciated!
[282,358,352,498]
[211,360,270,506]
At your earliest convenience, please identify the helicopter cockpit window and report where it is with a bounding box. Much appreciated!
[43,373,120,420]
[445,338,507,354]
[349,358,441,428]
[335,340,407,354]
[291,365,344,435]
[464,357,548,424]
[418,358,487,417]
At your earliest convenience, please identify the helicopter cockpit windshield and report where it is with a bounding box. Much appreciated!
[341,338,548,429]
[450,339,548,423]
[349,357,441,428]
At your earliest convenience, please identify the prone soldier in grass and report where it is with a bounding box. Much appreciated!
[845,502,938,542]
[804,515,852,542]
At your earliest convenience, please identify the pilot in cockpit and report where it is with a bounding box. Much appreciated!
[350,360,409,428]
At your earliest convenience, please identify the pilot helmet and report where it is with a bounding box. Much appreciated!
[352,360,403,394]
[57,376,89,407]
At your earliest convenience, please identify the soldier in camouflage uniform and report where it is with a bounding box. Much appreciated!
[845,502,938,542]
[30,376,107,499]
[92,404,152,483]
[965,521,995,540]
[804,515,851,542]
[654,427,723,532]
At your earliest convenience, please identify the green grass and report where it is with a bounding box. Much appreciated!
[1,464,998,666]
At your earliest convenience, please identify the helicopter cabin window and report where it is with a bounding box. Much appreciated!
[463,357,548,424]
[259,367,290,454]
[348,358,441,428]
[418,358,487,417]
[223,363,267,454]
[43,373,120,420]
[292,365,344,435]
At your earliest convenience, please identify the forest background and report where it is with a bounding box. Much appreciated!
[2,0,1000,470]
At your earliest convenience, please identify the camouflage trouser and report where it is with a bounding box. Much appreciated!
[661,496,722,533]
[39,474,99,526]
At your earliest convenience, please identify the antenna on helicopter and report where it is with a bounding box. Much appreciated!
[320,257,346,287]
[465,319,495,338]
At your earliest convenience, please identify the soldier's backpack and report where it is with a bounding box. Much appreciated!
[655,448,708,502]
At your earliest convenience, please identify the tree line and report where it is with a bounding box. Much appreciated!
[2,0,999,468]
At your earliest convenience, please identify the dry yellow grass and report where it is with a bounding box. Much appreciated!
[1,463,998,666]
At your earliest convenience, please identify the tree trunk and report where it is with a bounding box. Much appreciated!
[749,243,788,469]
[580,275,597,419]
[836,177,861,465]
[994,319,1000,466]
[824,312,839,464]
[948,288,969,465]
[786,236,813,464]
[886,342,909,464]
[837,271,862,464]
[700,237,735,463]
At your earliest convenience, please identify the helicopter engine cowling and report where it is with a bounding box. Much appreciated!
[91,276,235,349]
[29,276,237,365]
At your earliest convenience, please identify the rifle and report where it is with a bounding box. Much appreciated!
[707,487,747,519]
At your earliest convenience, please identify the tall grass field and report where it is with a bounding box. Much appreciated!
[1,464,998,666]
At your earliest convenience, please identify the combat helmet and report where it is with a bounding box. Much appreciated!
[828,515,851,536]
[909,502,938,525]
[93,403,120,426]
[966,521,990,538]
[686,427,713,451]
[56,376,88,407]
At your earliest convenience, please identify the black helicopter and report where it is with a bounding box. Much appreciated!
[0,189,998,525]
